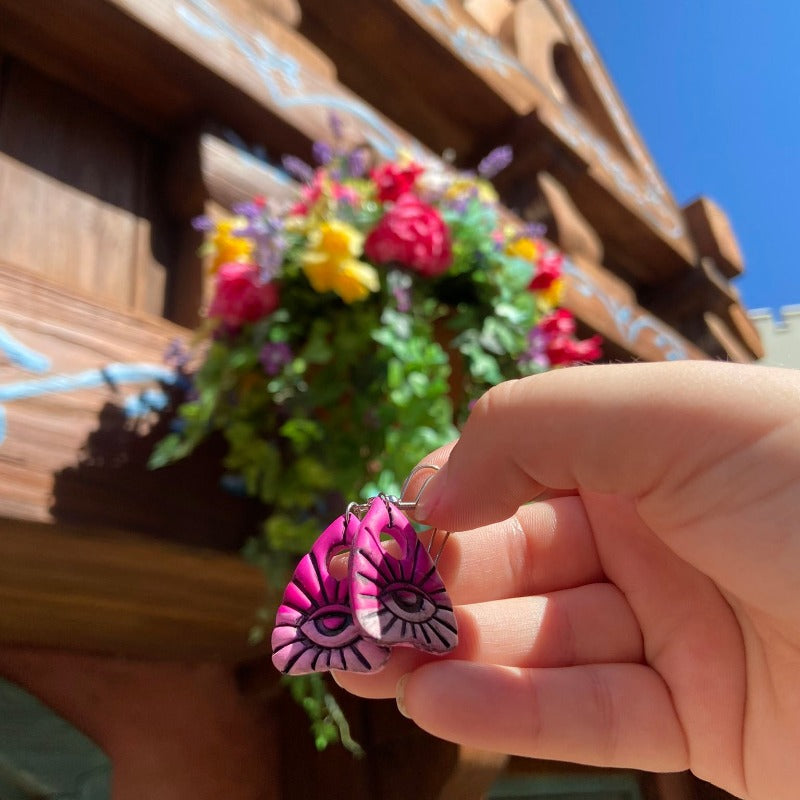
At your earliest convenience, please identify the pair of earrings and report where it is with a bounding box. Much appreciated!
[271,473,457,675]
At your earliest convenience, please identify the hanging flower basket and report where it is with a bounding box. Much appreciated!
[151,127,601,589]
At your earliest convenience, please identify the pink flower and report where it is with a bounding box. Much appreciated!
[529,250,563,291]
[370,163,424,202]
[290,172,360,215]
[208,262,279,327]
[364,194,452,277]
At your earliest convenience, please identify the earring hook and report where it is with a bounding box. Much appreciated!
[394,463,440,514]
[345,464,441,520]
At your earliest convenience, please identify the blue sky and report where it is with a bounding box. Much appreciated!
[571,0,800,311]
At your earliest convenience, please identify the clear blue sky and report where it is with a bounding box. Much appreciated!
[571,0,800,311]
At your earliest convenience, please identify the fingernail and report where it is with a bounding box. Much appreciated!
[395,673,412,719]
[415,467,445,523]
[330,670,344,688]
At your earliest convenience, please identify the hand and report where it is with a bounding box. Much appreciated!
[334,362,800,800]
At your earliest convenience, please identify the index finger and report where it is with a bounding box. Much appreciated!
[413,361,800,535]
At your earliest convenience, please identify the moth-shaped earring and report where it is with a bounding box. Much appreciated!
[271,514,391,675]
[349,495,458,653]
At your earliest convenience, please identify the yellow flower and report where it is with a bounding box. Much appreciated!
[506,236,539,262]
[536,277,565,311]
[301,221,379,303]
[444,177,498,204]
[209,218,254,273]
[333,259,381,303]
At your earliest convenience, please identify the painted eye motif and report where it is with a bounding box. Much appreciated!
[383,586,432,621]
[350,498,458,654]
[271,516,391,675]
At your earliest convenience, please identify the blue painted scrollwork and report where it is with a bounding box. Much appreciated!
[0,329,175,446]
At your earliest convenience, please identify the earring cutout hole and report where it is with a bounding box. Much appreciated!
[378,529,406,560]
[327,545,350,579]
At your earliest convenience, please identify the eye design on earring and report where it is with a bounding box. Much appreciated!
[349,497,458,654]
[271,515,391,675]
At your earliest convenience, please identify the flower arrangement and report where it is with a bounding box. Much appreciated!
[150,121,600,749]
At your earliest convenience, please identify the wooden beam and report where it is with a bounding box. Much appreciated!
[463,0,515,39]
[0,0,425,163]
[637,259,761,360]
[561,254,707,362]
[299,0,538,155]
[166,127,298,222]
[684,197,744,278]
[0,517,268,661]
[0,262,265,547]
[0,261,181,519]
[727,302,764,360]
[703,312,753,364]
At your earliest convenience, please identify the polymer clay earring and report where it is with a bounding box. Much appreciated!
[271,514,391,675]
[349,496,458,654]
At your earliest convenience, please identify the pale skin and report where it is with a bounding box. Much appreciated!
[333,361,800,800]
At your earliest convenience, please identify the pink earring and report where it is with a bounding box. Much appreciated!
[271,514,391,675]
[348,496,457,654]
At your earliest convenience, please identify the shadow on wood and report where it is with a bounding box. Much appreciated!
[50,394,263,552]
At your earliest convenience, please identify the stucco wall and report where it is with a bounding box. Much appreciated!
[749,306,800,369]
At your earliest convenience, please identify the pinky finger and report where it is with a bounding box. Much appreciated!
[397,661,689,774]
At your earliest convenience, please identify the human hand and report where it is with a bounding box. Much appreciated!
[334,361,800,800]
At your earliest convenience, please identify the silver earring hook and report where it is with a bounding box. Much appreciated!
[392,463,440,514]
[400,463,440,501]
[403,465,450,565]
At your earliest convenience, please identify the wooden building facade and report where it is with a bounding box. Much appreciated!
[0,1,756,797]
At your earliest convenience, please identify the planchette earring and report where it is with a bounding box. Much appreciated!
[348,494,458,654]
[271,513,391,675]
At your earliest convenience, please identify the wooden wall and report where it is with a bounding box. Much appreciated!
[0,60,171,316]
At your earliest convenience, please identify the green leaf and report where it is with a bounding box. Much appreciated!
[147,433,184,469]
[407,371,429,397]
[385,358,403,390]
[279,418,323,452]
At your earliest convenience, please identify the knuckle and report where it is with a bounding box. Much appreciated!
[588,668,619,763]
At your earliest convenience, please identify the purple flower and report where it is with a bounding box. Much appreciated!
[447,195,470,215]
[393,285,412,313]
[523,328,550,369]
[232,200,262,219]
[259,342,293,376]
[191,215,214,232]
[312,140,334,166]
[522,221,547,239]
[282,155,315,183]
[388,270,413,313]
[347,147,369,178]
[163,338,189,368]
[477,145,513,178]
[236,215,287,281]
[329,112,344,140]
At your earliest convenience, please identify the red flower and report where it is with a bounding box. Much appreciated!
[539,308,576,337]
[364,194,453,276]
[208,262,279,327]
[370,162,424,202]
[546,334,603,366]
[529,250,563,291]
[531,309,602,366]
